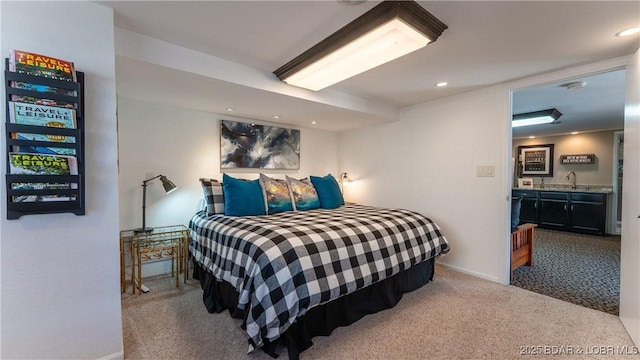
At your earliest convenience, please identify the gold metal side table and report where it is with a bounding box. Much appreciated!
[120,225,189,294]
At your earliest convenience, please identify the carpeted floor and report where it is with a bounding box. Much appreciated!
[511,228,620,315]
[121,265,636,359]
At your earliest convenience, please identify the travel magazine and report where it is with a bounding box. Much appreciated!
[9,49,76,81]
[9,152,78,176]
[8,101,76,155]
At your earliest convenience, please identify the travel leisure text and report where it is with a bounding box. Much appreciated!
[11,154,70,171]
[16,52,72,74]
[15,104,72,121]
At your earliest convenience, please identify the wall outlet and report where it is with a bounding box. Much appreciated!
[477,165,495,177]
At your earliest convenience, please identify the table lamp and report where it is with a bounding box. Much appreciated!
[134,175,177,234]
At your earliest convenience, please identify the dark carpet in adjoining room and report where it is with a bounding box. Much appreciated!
[511,228,620,315]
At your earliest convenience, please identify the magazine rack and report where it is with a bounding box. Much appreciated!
[4,59,85,219]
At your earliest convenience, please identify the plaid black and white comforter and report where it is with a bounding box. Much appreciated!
[189,204,449,351]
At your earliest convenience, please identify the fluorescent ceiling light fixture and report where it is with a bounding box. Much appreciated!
[616,27,640,37]
[512,109,562,128]
[274,1,447,91]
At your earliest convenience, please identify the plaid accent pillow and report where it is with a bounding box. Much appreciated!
[199,178,224,215]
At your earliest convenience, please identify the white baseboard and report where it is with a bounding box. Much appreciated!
[96,350,124,360]
[437,262,503,284]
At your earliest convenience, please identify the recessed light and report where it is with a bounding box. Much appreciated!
[311,121,317,125]
[226,107,234,112]
[338,0,366,5]
[616,27,640,37]
[562,81,586,90]
[436,82,448,87]
[528,136,536,139]
[571,131,579,135]
[273,115,280,119]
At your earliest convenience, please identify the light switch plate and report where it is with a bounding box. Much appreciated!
[477,165,495,177]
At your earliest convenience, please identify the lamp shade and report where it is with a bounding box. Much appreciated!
[160,175,177,194]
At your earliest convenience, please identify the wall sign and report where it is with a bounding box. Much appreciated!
[560,154,595,164]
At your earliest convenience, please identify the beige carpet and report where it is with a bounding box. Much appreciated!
[122,265,638,359]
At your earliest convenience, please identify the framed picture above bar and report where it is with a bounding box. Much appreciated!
[518,144,554,177]
[560,154,596,165]
[220,120,300,169]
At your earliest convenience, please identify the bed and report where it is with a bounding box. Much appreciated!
[189,203,450,358]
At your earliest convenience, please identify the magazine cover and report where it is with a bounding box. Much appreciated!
[9,50,76,81]
[8,101,76,128]
[8,101,76,154]
[10,95,76,109]
[9,152,78,175]
[11,182,77,202]
[11,133,76,156]
[11,81,77,97]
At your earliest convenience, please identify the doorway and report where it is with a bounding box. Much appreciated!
[509,69,626,315]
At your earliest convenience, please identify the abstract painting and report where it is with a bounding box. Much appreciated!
[220,120,300,169]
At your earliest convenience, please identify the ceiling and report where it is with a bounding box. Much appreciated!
[512,69,626,139]
[97,1,639,134]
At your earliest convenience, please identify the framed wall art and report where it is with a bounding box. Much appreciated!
[517,178,534,189]
[220,120,300,169]
[518,144,554,177]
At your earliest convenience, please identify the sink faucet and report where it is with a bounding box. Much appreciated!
[566,171,576,190]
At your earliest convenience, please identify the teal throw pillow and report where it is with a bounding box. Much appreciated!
[222,174,266,216]
[511,197,522,232]
[309,174,344,209]
[259,174,293,214]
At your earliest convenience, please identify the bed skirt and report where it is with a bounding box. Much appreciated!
[192,257,436,359]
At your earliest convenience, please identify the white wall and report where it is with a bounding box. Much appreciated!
[340,85,511,282]
[619,48,640,346]
[339,57,633,284]
[0,2,122,360]
[117,96,339,232]
[513,130,617,187]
